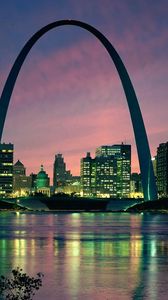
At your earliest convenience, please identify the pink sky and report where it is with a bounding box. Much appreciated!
[0,0,168,181]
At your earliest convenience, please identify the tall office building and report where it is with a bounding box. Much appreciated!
[53,153,72,188]
[53,154,66,188]
[0,143,13,196]
[96,144,131,197]
[80,152,96,197]
[81,144,131,198]
[95,155,117,197]
[157,142,168,197]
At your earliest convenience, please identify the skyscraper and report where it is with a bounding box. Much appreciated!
[157,142,168,197]
[95,155,117,197]
[53,154,66,188]
[0,143,13,196]
[80,152,96,197]
[96,144,131,197]
[81,144,131,198]
[53,153,72,188]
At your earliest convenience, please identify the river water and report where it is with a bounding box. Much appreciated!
[0,212,168,299]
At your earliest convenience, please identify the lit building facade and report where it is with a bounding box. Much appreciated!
[130,173,143,198]
[81,144,131,198]
[0,143,13,196]
[36,165,50,196]
[36,165,50,188]
[55,176,81,195]
[157,142,168,197]
[13,160,33,196]
[95,156,117,197]
[96,144,131,198]
[152,156,157,177]
[80,152,96,197]
[13,176,32,196]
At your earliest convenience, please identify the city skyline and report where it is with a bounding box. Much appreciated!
[0,1,168,179]
[0,140,165,199]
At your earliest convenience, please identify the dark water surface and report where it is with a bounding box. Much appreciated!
[0,212,168,299]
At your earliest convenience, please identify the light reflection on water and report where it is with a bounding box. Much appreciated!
[0,212,168,299]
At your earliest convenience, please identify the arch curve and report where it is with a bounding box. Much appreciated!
[0,19,157,200]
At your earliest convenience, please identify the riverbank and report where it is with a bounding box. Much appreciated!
[2,195,167,213]
[0,199,24,210]
[2,196,143,212]
[126,198,168,213]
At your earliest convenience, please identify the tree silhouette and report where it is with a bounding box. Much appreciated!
[0,268,44,299]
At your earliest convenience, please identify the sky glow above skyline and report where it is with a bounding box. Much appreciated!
[0,0,168,179]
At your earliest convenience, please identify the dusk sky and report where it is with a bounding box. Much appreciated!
[0,0,168,180]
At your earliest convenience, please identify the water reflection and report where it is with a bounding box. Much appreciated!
[0,213,168,299]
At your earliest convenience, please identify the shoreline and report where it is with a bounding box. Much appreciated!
[0,208,168,214]
[1,197,168,214]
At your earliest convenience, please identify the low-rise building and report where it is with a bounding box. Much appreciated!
[36,165,50,196]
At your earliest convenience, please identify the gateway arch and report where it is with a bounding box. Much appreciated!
[0,19,157,201]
